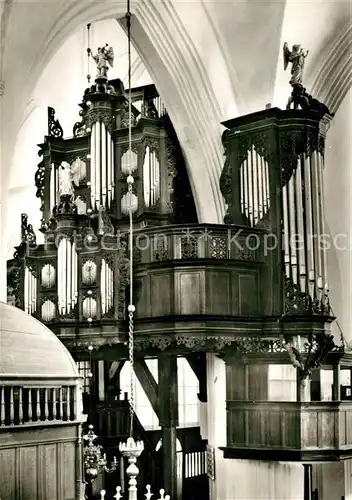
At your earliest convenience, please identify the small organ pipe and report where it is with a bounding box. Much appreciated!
[111,139,115,202]
[50,164,55,213]
[249,148,255,225]
[258,156,263,220]
[243,158,249,221]
[107,130,112,207]
[67,239,72,313]
[90,123,96,209]
[95,122,100,208]
[304,155,316,297]
[288,174,298,284]
[101,122,107,207]
[282,185,291,277]
[317,153,327,287]
[295,163,307,293]
[312,151,324,294]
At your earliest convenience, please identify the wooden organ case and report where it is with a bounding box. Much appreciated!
[7,78,352,498]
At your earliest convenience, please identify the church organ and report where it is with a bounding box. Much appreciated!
[6,64,352,500]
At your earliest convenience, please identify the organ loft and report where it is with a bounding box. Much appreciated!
[3,23,352,500]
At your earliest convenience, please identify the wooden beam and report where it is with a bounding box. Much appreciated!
[158,355,178,499]
[186,353,207,402]
[133,359,159,418]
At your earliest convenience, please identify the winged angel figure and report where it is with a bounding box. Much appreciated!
[92,44,114,81]
[283,42,309,86]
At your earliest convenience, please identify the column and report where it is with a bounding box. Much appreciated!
[332,364,341,401]
[158,355,178,499]
[303,463,313,500]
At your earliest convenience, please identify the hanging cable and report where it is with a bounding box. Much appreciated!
[86,24,91,84]
[126,0,136,438]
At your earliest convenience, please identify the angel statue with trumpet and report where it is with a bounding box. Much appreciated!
[91,44,114,81]
[283,42,309,86]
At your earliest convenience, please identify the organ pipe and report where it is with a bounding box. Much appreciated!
[58,237,78,316]
[101,259,114,314]
[143,146,160,208]
[240,147,270,227]
[89,121,114,210]
[24,266,37,315]
[281,150,327,304]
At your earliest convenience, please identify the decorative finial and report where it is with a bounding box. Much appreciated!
[113,486,123,499]
[48,106,63,138]
[145,484,153,499]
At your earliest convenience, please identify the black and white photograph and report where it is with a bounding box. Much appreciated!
[0,1,351,499]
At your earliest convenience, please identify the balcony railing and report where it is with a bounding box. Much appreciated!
[226,400,352,451]
[0,380,81,428]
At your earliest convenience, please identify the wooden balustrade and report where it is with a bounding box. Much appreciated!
[0,383,79,427]
[93,401,130,439]
[226,400,352,453]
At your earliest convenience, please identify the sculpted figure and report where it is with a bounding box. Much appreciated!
[283,42,309,86]
[91,44,114,81]
[59,162,74,196]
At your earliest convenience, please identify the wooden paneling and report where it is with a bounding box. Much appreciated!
[20,446,38,500]
[0,448,16,499]
[206,271,230,315]
[226,401,352,452]
[0,424,80,500]
[248,365,268,400]
[43,444,58,500]
[150,272,172,316]
[62,442,76,500]
[175,271,204,315]
[238,273,258,315]
[135,264,262,320]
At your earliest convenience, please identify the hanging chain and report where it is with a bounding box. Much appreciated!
[86,24,91,84]
[126,0,135,438]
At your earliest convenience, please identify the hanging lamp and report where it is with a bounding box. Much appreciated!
[119,2,144,498]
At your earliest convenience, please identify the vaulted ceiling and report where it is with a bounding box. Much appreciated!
[0,0,351,226]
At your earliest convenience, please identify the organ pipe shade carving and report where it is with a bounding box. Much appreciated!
[41,264,56,289]
[143,146,160,208]
[240,146,270,226]
[82,260,97,286]
[24,267,37,315]
[82,296,97,319]
[101,259,114,314]
[41,299,56,322]
[58,238,78,316]
[282,150,327,305]
[90,122,115,210]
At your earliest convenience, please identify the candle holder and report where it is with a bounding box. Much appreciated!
[83,425,118,483]
[119,437,144,500]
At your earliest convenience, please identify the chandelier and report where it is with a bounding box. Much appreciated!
[82,2,170,499]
